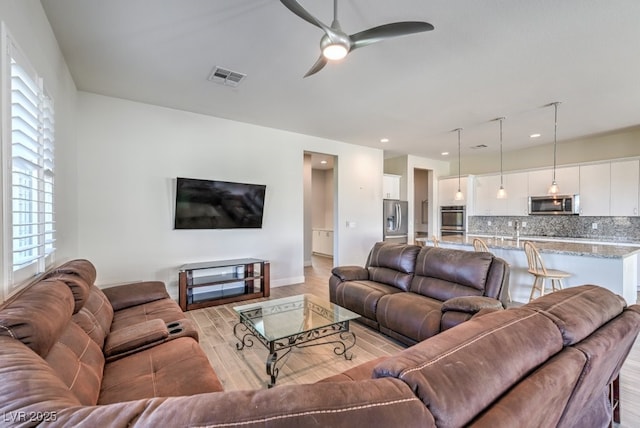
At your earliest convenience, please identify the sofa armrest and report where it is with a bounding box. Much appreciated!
[441,296,504,315]
[101,281,170,311]
[103,319,169,358]
[331,266,369,282]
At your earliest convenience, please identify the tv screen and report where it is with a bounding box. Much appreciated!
[174,177,266,229]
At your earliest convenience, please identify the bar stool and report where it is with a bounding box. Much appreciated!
[472,238,490,252]
[524,241,572,301]
[473,238,512,303]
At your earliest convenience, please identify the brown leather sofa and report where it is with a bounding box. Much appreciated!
[0,259,638,427]
[330,242,510,345]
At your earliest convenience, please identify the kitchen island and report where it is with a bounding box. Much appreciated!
[416,235,640,305]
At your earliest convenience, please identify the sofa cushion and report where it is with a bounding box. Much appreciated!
[366,242,421,291]
[102,281,171,311]
[103,318,168,357]
[0,279,74,358]
[556,307,640,427]
[333,280,402,322]
[110,298,186,330]
[50,259,97,287]
[72,285,114,349]
[373,307,564,427]
[45,272,91,314]
[45,322,105,406]
[377,293,443,343]
[525,284,627,346]
[123,378,435,428]
[410,247,493,300]
[0,337,81,417]
[99,337,224,404]
[469,348,586,427]
[317,356,389,383]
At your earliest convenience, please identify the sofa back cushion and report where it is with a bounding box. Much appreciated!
[365,242,421,291]
[525,284,627,346]
[73,285,115,349]
[373,307,565,427]
[50,259,97,287]
[0,279,74,358]
[0,336,81,417]
[410,247,499,301]
[45,321,105,406]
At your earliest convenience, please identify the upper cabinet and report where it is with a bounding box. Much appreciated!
[528,166,579,196]
[505,172,529,216]
[438,176,468,206]
[610,160,639,216]
[471,172,528,216]
[579,163,611,216]
[383,174,401,200]
[473,174,507,216]
[443,158,640,218]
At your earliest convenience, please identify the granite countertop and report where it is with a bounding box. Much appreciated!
[421,235,640,259]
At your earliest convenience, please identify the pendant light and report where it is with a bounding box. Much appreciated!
[454,128,464,201]
[495,117,507,199]
[548,102,561,195]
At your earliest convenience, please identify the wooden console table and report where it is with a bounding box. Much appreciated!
[178,258,270,311]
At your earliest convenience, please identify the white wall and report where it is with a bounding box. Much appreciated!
[76,92,383,298]
[0,0,78,297]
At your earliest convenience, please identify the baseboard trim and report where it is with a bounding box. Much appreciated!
[271,276,306,288]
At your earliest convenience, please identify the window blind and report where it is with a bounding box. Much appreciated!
[6,39,55,289]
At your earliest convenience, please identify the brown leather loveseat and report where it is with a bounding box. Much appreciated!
[0,257,638,427]
[330,242,510,345]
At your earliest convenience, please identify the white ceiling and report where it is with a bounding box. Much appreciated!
[40,0,640,160]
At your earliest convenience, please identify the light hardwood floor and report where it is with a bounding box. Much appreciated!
[185,256,640,427]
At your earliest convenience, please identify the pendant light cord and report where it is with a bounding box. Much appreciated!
[499,118,504,187]
[457,128,462,191]
[552,102,559,182]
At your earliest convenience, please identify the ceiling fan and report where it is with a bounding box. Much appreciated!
[280,0,435,77]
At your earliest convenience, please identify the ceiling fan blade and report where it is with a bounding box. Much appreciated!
[350,21,434,50]
[303,55,328,78]
[280,0,330,32]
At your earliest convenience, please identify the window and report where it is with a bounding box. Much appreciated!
[2,26,55,298]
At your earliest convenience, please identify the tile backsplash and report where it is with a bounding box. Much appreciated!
[468,216,640,243]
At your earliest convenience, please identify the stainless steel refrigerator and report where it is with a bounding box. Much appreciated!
[383,199,408,244]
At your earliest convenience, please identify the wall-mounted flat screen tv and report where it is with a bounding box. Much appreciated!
[174,177,266,229]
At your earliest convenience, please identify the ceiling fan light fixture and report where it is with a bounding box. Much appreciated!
[321,41,348,60]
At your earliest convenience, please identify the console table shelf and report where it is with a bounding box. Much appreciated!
[178,258,270,311]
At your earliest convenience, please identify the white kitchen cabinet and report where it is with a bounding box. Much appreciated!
[610,160,640,216]
[312,229,333,256]
[438,176,468,206]
[579,163,611,216]
[473,174,507,215]
[383,174,401,200]
[505,171,530,216]
[528,166,579,196]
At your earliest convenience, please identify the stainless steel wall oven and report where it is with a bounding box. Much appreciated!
[440,205,465,236]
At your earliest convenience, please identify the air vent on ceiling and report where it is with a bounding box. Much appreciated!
[470,144,488,149]
[207,66,246,87]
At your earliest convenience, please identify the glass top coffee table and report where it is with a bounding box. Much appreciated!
[233,294,360,388]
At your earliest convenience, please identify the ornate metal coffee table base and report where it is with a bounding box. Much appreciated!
[234,320,356,388]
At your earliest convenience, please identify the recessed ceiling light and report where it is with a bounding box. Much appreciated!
[380,138,389,143]
[441,152,449,156]
[530,133,541,138]
[320,160,327,164]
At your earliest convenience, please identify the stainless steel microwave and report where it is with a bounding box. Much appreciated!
[528,194,580,215]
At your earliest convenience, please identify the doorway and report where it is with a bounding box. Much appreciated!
[303,152,337,270]
[413,168,433,241]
